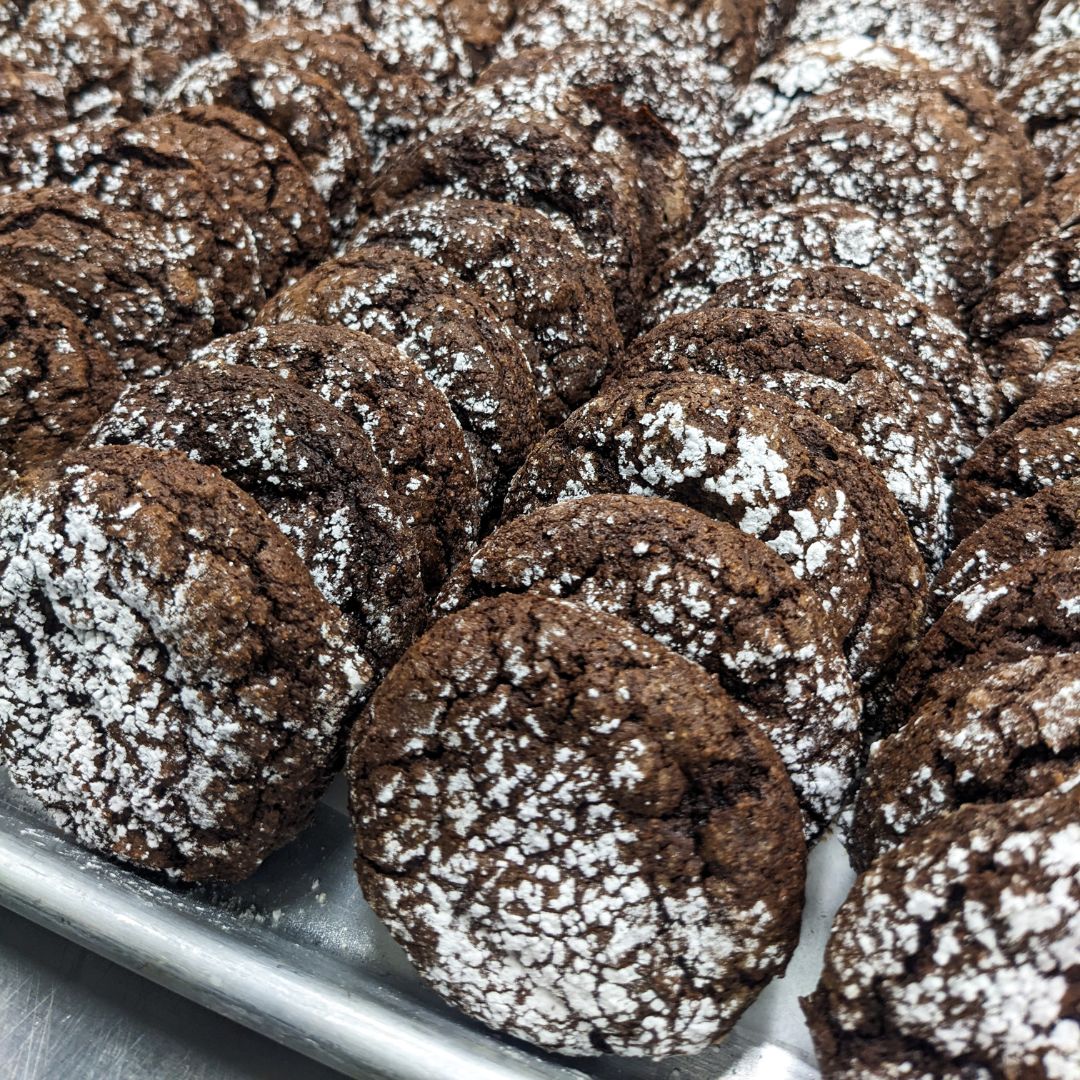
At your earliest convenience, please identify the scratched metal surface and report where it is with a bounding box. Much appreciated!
[0,770,848,1080]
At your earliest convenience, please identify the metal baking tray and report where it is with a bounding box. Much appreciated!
[0,767,851,1079]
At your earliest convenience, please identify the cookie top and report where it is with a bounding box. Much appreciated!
[970,217,1079,407]
[619,307,953,566]
[781,0,1033,87]
[933,480,1080,618]
[0,280,121,479]
[162,43,371,235]
[350,592,806,1058]
[0,444,370,882]
[708,267,1002,446]
[255,245,542,513]
[851,654,1080,871]
[1001,166,1079,266]
[90,362,426,673]
[648,201,953,326]
[1031,0,1080,50]
[1043,327,1080,395]
[354,195,621,426]
[437,493,861,837]
[192,323,478,596]
[375,108,645,333]
[0,56,65,186]
[504,372,927,685]
[0,187,218,378]
[891,549,1080,728]
[804,790,1080,1080]
[952,385,1080,541]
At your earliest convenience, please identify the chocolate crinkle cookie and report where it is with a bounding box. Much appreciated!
[780,0,1034,87]
[970,216,1079,407]
[192,324,478,596]
[374,108,646,334]
[0,56,65,188]
[504,371,927,687]
[3,0,246,118]
[952,384,1080,541]
[89,362,427,674]
[1030,0,1080,50]
[648,201,954,326]
[933,480,1080,618]
[804,790,1080,1079]
[619,307,954,567]
[851,654,1080,871]
[890,549,1080,731]
[256,245,541,514]
[350,592,807,1059]
[0,187,218,378]
[353,196,621,426]
[708,267,1003,446]
[161,41,371,235]
[0,445,371,882]
[437,494,861,839]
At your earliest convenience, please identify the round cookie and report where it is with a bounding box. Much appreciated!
[437,494,861,838]
[255,245,542,514]
[0,187,218,378]
[0,444,371,882]
[780,0,1034,87]
[890,549,1080,729]
[708,267,1002,446]
[7,0,246,117]
[242,21,437,168]
[89,362,426,673]
[503,372,927,686]
[851,654,1080,871]
[933,480,1080,618]
[619,307,953,566]
[0,280,121,479]
[162,43,371,235]
[350,592,807,1058]
[970,219,1079,407]
[804,790,1080,1080]
[0,57,65,188]
[952,385,1080,541]
[648,202,953,326]
[192,324,479,595]
[375,109,645,334]
[353,196,621,425]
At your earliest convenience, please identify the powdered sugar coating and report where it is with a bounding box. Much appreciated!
[351,593,806,1058]
[805,790,1080,1079]
[0,446,370,881]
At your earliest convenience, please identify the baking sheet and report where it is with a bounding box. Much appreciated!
[0,769,850,1079]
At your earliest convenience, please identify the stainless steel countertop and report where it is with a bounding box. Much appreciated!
[0,910,346,1080]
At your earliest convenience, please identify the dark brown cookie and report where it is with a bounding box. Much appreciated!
[375,109,645,334]
[1000,166,1080,266]
[1044,326,1080,394]
[162,42,371,235]
[781,0,1034,87]
[0,279,121,478]
[970,218,1079,407]
[648,201,954,325]
[242,20,437,168]
[1004,40,1080,182]
[437,494,861,837]
[503,372,927,686]
[0,444,371,882]
[933,480,1080,618]
[804,790,1080,1080]
[890,549,1080,729]
[192,324,479,595]
[89,362,426,673]
[353,196,621,425]
[0,56,65,188]
[851,654,1080,871]
[350,592,806,1058]
[952,385,1080,541]
[620,307,953,566]
[0,187,218,378]
[42,114,264,332]
[708,267,1002,446]
[7,0,246,117]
